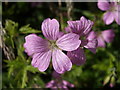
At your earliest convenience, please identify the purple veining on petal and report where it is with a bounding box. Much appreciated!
[56,33,81,51]
[52,49,72,74]
[24,34,49,56]
[41,18,60,40]
[24,18,81,74]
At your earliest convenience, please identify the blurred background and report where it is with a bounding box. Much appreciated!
[2,2,120,88]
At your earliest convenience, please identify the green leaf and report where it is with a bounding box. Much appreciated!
[64,65,82,81]
[26,65,46,74]
[26,65,39,73]
[5,20,18,36]
[19,24,41,34]
[8,65,14,79]
[82,11,95,20]
[34,76,45,88]
[21,68,27,88]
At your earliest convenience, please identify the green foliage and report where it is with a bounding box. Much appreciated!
[2,19,45,88]
[5,20,18,36]
[19,24,41,34]
[4,57,42,88]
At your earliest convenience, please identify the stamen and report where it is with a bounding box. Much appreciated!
[48,40,58,50]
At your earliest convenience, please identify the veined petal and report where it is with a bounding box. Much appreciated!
[58,31,64,38]
[46,80,55,88]
[103,12,114,25]
[86,31,97,40]
[114,10,120,25]
[65,26,72,33]
[97,35,106,47]
[41,18,59,40]
[67,47,86,65]
[62,80,74,88]
[24,34,49,56]
[67,17,93,36]
[84,31,98,53]
[32,50,52,72]
[52,49,72,74]
[56,33,81,51]
[102,29,115,43]
[80,16,94,36]
[67,21,82,34]
[97,0,110,11]
[84,39,97,53]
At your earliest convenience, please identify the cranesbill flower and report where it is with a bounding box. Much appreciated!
[46,71,74,89]
[46,80,74,89]
[24,18,81,74]
[65,16,97,65]
[97,29,115,47]
[97,0,120,25]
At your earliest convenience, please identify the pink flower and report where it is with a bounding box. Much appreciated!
[97,0,120,25]
[46,71,74,89]
[46,80,74,89]
[65,16,98,65]
[24,18,81,74]
[97,29,115,47]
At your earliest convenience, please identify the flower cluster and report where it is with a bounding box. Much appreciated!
[24,18,81,74]
[65,16,97,65]
[24,16,115,74]
[23,0,117,88]
[24,0,116,76]
[24,17,96,74]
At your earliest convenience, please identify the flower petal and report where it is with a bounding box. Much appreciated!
[102,29,115,43]
[65,26,72,33]
[114,10,120,25]
[46,80,55,88]
[52,49,72,74]
[84,39,97,53]
[97,35,106,47]
[67,20,82,34]
[67,17,94,36]
[97,0,110,11]
[103,12,114,25]
[24,34,49,56]
[41,18,59,40]
[58,32,64,38]
[80,16,94,36]
[62,80,74,88]
[32,50,52,72]
[67,47,86,65]
[56,33,81,51]
[86,31,97,40]
[84,31,98,53]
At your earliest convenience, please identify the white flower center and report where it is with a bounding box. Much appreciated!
[48,40,58,50]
